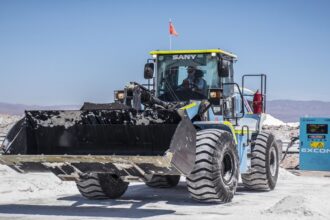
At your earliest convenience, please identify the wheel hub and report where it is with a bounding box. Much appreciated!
[222,152,234,184]
[269,146,277,176]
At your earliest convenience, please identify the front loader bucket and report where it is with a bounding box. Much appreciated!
[0,108,196,179]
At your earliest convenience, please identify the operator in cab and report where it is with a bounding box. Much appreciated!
[181,66,207,95]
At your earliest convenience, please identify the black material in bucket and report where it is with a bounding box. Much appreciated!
[4,109,183,156]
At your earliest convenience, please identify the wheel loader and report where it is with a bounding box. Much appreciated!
[0,49,281,203]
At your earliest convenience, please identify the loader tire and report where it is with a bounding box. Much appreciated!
[76,173,129,200]
[241,131,280,191]
[146,175,180,188]
[187,129,239,203]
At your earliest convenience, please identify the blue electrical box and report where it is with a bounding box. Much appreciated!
[300,117,330,171]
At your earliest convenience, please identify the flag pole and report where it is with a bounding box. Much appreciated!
[170,35,172,50]
[169,19,172,50]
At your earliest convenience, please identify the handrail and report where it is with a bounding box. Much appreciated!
[242,74,267,112]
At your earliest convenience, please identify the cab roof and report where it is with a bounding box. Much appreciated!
[149,49,237,59]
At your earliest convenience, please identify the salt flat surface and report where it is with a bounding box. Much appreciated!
[0,165,329,220]
[0,114,22,136]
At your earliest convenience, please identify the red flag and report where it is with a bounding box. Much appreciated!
[169,21,178,36]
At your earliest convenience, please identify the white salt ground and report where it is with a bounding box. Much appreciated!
[263,114,300,128]
[0,166,329,220]
[0,114,22,135]
[263,114,286,126]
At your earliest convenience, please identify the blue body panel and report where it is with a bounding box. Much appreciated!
[300,117,330,171]
[236,134,249,173]
[187,102,257,174]
[184,102,200,119]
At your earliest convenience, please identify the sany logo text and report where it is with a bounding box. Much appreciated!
[173,54,197,60]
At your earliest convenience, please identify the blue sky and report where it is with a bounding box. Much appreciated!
[0,0,329,105]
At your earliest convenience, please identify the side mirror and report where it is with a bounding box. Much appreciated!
[218,60,230,77]
[144,63,154,79]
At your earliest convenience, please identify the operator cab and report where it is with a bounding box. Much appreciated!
[147,49,237,102]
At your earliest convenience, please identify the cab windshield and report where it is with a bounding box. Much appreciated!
[156,53,220,101]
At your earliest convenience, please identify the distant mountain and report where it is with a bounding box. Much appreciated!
[1,100,329,122]
[0,102,80,115]
[267,100,330,122]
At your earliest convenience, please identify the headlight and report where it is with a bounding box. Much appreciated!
[209,89,222,105]
[115,90,125,101]
[209,90,221,99]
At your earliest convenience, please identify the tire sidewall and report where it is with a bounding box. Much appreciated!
[166,175,181,187]
[264,133,279,190]
[214,132,239,198]
[98,173,129,198]
[146,175,180,188]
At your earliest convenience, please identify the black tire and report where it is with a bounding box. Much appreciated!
[242,131,280,190]
[76,173,129,200]
[145,175,180,188]
[187,129,239,203]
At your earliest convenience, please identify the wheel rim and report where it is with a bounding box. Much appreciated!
[221,152,234,184]
[269,145,277,176]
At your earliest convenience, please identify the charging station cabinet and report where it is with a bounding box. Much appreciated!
[300,117,330,171]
